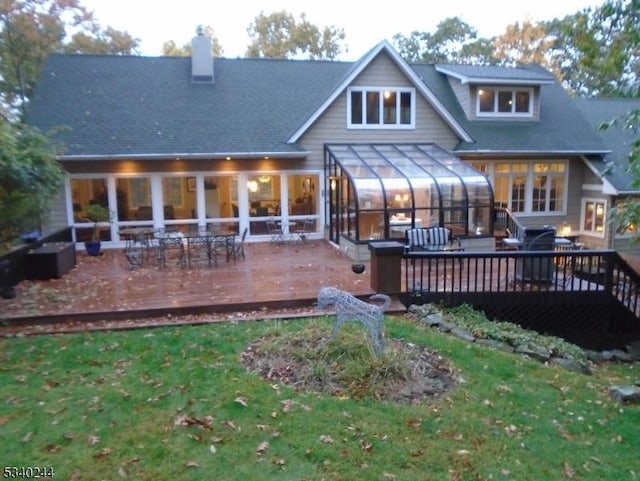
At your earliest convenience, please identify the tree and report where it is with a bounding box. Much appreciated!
[0,0,139,117]
[547,0,640,97]
[246,10,345,60]
[606,110,640,242]
[493,19,561,78]
[0,120,64,251]
[162,26,223,57]
[64,25,139,55]
[393,17,495,64]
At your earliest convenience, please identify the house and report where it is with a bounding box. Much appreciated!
[25,31,640,258]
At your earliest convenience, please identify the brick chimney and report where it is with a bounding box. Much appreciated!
[191,26,214,83]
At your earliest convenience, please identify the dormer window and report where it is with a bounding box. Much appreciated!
[348,87,414,128]
[477,87,533,117]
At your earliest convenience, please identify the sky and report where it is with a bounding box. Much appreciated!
[83,0,605,60]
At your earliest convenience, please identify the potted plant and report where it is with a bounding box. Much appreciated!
[83,204,111,256]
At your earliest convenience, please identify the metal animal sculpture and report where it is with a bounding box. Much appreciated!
[317,287,391,356]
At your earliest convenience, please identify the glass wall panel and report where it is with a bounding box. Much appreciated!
[204,175,238,233]
[71,177,113,242]
[162,175,191,221]
[248,174,281,235]
[288,174,318,218]
[116,177,152,223]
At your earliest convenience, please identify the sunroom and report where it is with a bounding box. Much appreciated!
[325,143,494,248]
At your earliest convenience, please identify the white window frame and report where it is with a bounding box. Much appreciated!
[477,160,568,215]
[347,86,415,129]
[476,87,534,118]
[580,198,607,238]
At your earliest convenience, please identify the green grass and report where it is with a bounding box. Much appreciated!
[1,316,638,481]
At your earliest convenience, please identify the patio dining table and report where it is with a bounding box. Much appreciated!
[155,229,237,268]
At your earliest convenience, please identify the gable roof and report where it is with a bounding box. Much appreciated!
[575,97,640,194]
[287,40,473,143]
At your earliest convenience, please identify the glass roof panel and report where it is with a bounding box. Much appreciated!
[353,178,384,209]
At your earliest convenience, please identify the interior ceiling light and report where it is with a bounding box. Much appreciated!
[258,175,271,183]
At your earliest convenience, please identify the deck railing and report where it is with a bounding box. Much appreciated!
[401,248,640,349]
[494,206,525,238]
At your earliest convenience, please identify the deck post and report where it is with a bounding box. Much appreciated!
[368,241,404,295]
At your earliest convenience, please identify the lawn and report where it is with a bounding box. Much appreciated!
[1,315,638,481]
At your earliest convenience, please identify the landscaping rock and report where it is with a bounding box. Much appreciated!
[598,349,633,363]
[609,385,640,404]
[424,312,444,328]
[434,319,455,333]
[476,338,514,353]
[626,340,640,362]
[550,357,592,375]
[450,326,475,343]
[514,344,551,362]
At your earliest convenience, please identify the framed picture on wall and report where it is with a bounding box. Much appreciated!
[187,177,196,192]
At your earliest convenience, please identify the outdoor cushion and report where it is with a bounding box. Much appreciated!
[428,227,450,246]
[406,228,429,249]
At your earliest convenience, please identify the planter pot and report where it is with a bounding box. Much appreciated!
[20,230,40,243]
[351,263,365,274]
[85,240,102,256]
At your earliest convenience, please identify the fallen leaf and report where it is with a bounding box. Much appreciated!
[359,439,373,452]
[406,418,421,428]
[87,434,100,446]
[184,460,199,467]
[256,441,269,455]
[209,444,217,454]
[234,396,248,407]
[319,435,334,444]
[562,462,575,479]
[93,447,112,459]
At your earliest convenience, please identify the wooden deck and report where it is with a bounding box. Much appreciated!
[1,240,390,323]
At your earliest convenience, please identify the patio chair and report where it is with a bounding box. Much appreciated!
[294,219,313,243]
[266,219,284,244]
[157,231,186,268]
[232,227,248,261]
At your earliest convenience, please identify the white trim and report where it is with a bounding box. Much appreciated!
[476,86,534,118]
[580,197,607,238]
[434,65,555,85]
[482,159,569,215]
[287,40,473,143]
[57,151,310,162]
[582,183,604,191]
[346,86,415,129]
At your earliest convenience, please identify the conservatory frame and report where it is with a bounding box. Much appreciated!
[325,143,495,244]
